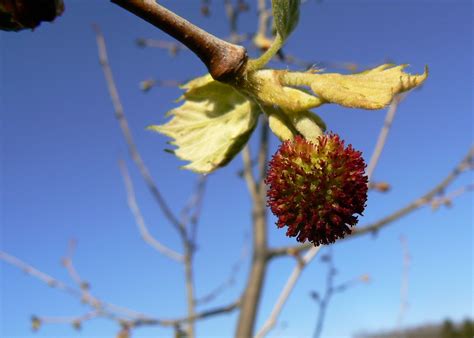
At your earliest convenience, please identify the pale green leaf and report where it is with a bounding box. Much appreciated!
[272,0,301,41]
[310,64,428,109]
[149,75,260,173]
[265,106,325,142]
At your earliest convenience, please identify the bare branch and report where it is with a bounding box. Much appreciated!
[195,233,249,305]
[130,299,241,328]
[136,37,185,55]
[61,239,100,307]
[35,310,100,330]
[430,183,474,211]
[236,122,269,337]
[1,250,239,330]
[224,0,250,43]
[0,251,81,298]
[119,160,183,262]
[268,146,474,258]
[255,246,323,338]
[366,94,405,181]
[312,250,370,338]
[180,175,208,247]
[93,25,187,240]
[242,144,259,200]
[110,0,248,82]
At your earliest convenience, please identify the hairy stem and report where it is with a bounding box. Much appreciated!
[248,34,284,71]
[111,0,248,82]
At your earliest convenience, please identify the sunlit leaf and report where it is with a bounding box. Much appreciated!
[310,64,428,110]
[149,75,260,173]
[266,106,325,142]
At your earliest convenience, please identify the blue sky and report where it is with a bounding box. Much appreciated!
[1,1,472,337]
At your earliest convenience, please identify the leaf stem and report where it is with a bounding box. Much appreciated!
[247,34,284,71]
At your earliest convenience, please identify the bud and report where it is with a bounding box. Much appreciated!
[31,315,41,332]
[265,134,368,246]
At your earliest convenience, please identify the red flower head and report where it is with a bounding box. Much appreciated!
[265,134,368,246]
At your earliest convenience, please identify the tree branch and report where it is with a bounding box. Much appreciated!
[118,160,183,262]
[255,246,322,338]
[93,25,187,240]
[268,146,474,258]
[110,0,248,82]
[366,94,405,181]
[236,122,269,337]
[1,250,239,331]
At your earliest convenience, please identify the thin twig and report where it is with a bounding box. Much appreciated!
[61,239,98,307]
[195,233,249,305]
[93,26,187,240]
[136,37,185,55]
[312,250,370,338]
[130,299,241,327]
[36,310,100,328]
[255,246,322,338]
[430,183,474,211]
[0,251,81,298]
[268,146,474,258]
[119,159,183,262]
[1,251,152,321]
[366,94,405,181]
[1,250,239,329]
[180,175,207,248]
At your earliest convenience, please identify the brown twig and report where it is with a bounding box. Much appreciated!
[268,146,474,258]
[1,250,239,331]
[0,251,81,298]
[194,233,249,306]
[430,183,474,211]
[180,175,207,248]
[93,25,187,240]
[311,250,370,338]
[61,239,98,307]
[130,299,240,328]
[34,311,100,331]
[136,37,185,56]
[111,0,248,82]
[255,246,322,338]
[224,0,250,44]
[118,160,183,262]
[236,122,269,337]
[1,251,153,321]
[366,94,406,181]
[140,78,181,92]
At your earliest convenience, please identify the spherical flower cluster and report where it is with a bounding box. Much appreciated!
[265,134,368,246]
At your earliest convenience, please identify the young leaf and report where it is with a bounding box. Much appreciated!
[272,0,301,41]
[149,75,260,173]
[266,106,325,142]
[309,64,428,110]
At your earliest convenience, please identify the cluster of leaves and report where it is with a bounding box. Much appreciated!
[150,0,427,174]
